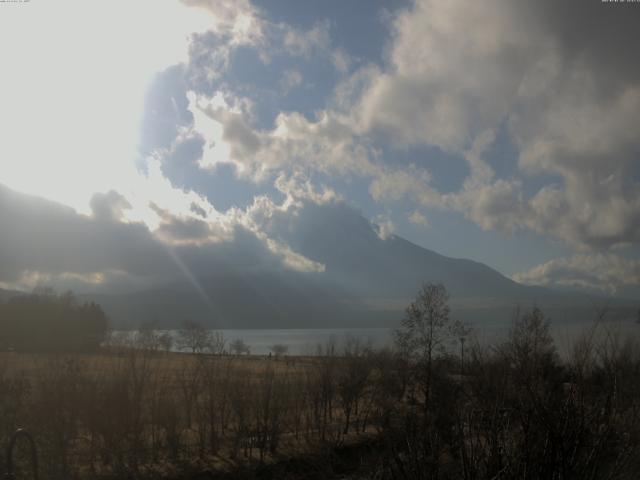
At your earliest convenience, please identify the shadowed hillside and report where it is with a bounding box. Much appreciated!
[83,204,635,329]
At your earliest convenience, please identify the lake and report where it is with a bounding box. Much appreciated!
[118,318,640,356]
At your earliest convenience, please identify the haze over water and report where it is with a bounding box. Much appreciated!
[122,319,640,357]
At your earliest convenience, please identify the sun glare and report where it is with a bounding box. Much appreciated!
[0,0,211,218]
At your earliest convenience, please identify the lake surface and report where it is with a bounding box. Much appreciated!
[119,318,640,356]
[213,328,393,355]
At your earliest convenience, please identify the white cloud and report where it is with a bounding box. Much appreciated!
[374,215,395,241]
[126,163,327,273]
[445,179,528,233]
[121,158,222,231]
[150,203,234,246]
[176,0,639,255]
[188,90,367,178]
[513,253,640,295]
[181,0,265,46]
[6,0,638,263]
[509,71,640,249]
[369,166,441,207]
[0,176,332,294]
[264,238,325,273]
[187,90,248,170]
[0,269,153,295]
[180,0,640,256]
[341,0,640,250]
[408,210,429,227]
[224,187,329,273]
[0,0,213,214]
[351,0,534,153]
[274,172,343,206]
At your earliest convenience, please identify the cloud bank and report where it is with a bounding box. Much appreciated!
[2,0,639,298]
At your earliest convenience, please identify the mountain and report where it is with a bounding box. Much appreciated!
[83,203,636,329]
[1,183,634,329]
[278,202,546,299]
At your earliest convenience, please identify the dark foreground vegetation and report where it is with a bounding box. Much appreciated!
[1,284,640,479]
[0,289,108,352]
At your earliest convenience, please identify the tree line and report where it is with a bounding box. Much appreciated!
[0,288,108,352]
[1,283,639,479]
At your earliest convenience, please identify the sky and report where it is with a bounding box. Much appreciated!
[1,0,639,297]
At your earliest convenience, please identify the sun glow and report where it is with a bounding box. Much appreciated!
[0,0,211,217]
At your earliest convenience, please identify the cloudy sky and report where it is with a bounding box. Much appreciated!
[1,0,639,296]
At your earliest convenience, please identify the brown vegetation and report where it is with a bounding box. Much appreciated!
[0,345,380,479]
[1,284,640,480]
[0,289,107,352]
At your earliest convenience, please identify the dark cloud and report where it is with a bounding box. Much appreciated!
[0,183,313,292]
[523,0,640,88]
[161,134,206,184]
[150,203,212,243]
[216,109,262,157]
[130,0,640,303]
[0,183,174,283]
[90,190,132,222]
[138,67,280,213]
[190,202,208,218]
[347,0,640,250]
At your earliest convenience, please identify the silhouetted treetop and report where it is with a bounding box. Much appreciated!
[0,288,108,351]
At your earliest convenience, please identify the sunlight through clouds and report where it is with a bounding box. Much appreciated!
[1,0,639,297]
[0,0,210,214]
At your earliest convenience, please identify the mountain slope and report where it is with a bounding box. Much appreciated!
[1,184,632,329]
[85,203,633,329]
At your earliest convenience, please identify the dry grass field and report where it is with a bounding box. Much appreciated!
[0,346,383,479]
[3,307,640,480]
[0,350,316,381]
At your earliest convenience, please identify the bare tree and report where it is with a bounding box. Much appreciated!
[395,283,466,409]
[176,356,203,430]
[230,338,251,356]
[307,340,339,444]
[504,306,558,384]
[196,356,233,456]
[337,336,372,434]
[206,330,226,355]
[134,321,162,352]
[157,331,173,353]
[177,319,210,354]
[269,343,288,358]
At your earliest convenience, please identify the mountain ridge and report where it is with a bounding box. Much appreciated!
[0,184,635,329]
[78,228,634,329]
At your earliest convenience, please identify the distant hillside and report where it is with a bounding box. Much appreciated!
[81,204,636,329]
[0,288,24,303]
[1,183,634,329]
